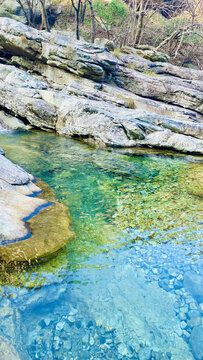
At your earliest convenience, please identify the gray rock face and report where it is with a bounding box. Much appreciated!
[117,66,203,114]
[0,17,117,82]
[0,63,202,153]
[0,154,32,185]
[118,50,203,81]
[122,45,170,62]
[189,326,203,360]
[0,110,32,131]
[0,17,202,154]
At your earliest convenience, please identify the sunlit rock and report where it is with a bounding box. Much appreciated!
[0,153,75,263]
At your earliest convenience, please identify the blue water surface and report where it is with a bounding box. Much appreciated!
[0,130,202,360]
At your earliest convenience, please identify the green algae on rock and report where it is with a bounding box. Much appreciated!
[114,162,203,244]
[0,172,75,263]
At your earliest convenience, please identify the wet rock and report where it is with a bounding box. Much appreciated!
[180,321,187,329]
[82,333,89,344]
[141,130,203,154]
[118,343,129,356]
[89,336,94,346]
[0,333,21,360]
[189,326,203,360]
[64,338,71,351]
[0,153,75,261]
[187,317,201,328]
[138,347,152,360]
[184,271,203,303]
[199,303,203,313]
[56,322,65,331]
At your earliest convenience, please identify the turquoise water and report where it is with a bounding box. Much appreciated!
[0,129,203,360]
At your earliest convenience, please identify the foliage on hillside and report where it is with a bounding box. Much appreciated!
[15,0,203,68]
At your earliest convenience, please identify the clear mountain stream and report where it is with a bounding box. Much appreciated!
[0,129,202,360]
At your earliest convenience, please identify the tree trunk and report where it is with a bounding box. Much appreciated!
[76,10,80,39]
[81,3,86,24]
[71,0,82,41]
[88,0,96,43]
[134,0,144,46]
[39,0,50,32]
[16,0,31,26]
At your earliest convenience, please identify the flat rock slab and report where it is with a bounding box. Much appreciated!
[0,153,32,185]
[0,333,21,360]
[0,152,75,262]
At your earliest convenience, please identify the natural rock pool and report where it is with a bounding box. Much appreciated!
[0,129,203,360]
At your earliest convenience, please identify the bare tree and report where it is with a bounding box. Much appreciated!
[88,0,96,43]
[39,0,50,31]
[71,0,82,40]
[15,0,50,31]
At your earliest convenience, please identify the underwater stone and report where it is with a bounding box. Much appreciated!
[184,271,203,303]
[82,334,89,344]
[189,326,203,360]
[64,339,71,351]
[56,322,65,331]
[138,347,152,360]
[118,343,129,356]
[188,317,201,328]
[0,333,21,360]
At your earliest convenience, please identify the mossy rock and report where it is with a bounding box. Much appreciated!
[0,179,75,263]
[136,49,170,63]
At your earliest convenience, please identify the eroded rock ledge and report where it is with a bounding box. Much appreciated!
[0,150,75,262]
[0,17,202,154]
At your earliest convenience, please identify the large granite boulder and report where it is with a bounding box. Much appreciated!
[117,66,203,114]
[0,17,117,82]
[0,63,203,154]
[0,17,202,113]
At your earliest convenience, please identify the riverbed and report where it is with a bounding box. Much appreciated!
[0,129,202,360]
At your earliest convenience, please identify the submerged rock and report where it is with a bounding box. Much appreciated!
[189,326,203,360]
[184,271,203,304]
[0,333,21,360]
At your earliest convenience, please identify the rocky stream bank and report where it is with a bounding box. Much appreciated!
[0,17,202,154]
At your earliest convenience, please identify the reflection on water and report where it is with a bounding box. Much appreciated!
[0,130,202,360]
